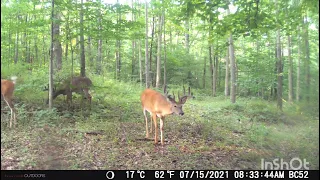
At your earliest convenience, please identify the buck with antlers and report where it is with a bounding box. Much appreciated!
[140,85,193,145]
[1,76,17,128]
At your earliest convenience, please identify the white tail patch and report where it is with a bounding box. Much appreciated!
[11,76,17,84]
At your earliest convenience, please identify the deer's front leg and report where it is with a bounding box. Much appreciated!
[160,117,165,145]
[152,114,158,144]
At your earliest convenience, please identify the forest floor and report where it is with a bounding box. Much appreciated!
[1,92,319,170]
[1,75,319,170]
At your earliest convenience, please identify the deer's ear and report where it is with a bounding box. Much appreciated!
[179,96,188,104]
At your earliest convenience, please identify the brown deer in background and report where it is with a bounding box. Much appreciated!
[140,85,193,145]
[1,76,17,128]
[46,76,93,105]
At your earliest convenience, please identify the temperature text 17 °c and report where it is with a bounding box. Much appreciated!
[126,170,146,179]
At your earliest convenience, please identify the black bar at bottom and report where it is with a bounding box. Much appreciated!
[1,170,319,180]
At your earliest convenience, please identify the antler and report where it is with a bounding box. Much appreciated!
[164,85,169,96]
[178,86,194,102]
[172,91,176,101]
[164,85,176,101]
[188,86,194,98]
[43,84,57,92]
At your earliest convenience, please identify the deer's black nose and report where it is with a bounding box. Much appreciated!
[179,112,184,116]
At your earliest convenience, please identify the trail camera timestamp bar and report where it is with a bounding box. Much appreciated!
[1,170,318,180]
[124,170,316,179]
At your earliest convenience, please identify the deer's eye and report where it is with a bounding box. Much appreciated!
[174,105,177,107]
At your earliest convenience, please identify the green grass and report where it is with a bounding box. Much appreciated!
[1,71,319,170]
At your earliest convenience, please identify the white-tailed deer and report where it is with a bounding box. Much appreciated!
[46,76,92,105]
[1,76,17,128]
[140,85,192,145]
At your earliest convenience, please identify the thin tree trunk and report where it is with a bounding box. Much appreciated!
[275,0,282,110]
[185,18,190,53]
[97,0,102,75]
[145,0,150,88]
[287,35,293,103]
[215,55,219,92]
[53,11,62,71]
[131,0,136,81]
[163,10,167,87]
[14,32,19,64]
[229,34,236,103]
[116,0,121,80]
[304,15,311,102]
[139,40,143,87]
[131,41,136,81]
[225,45,230,96]
[149,15,155,86]
[203,54,206,89]
[296,26,301,101]
[42,34,46,65]
[65,13,69,62]
[49,0,55,109]
[156,14,162,88]
[80,0,86,77]
[209,46,213,96]
[88,37,93,67]
[24,15,28,63]
[276,29,283,110]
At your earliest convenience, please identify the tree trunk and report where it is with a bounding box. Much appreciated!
[115,0,121,80]
[225,45,230,96]
[53,11,62,71]
[131,41,136,81]
[203,54,206,89]
[149,15,155,86]
[156,14,162,88]
[296,26,301,101]
[287,35,293,103]
[229,34,236,103]
[97,0,102,75]
[276,0,282,110]
[209,45,213,96]
[88,37,93,67]
[139,40,143,87]
[131,0,136,81]
[24,15,28,63]
[304,16,311,102]
[80,0,86,77]
[276,29,283,110]
[48,0,55,109]
[42,34,46,65]
[65,12,69,62]
[14,32,19,64]
[185,18,190,53]
[163,10,167,87]
[145,0,150,88]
